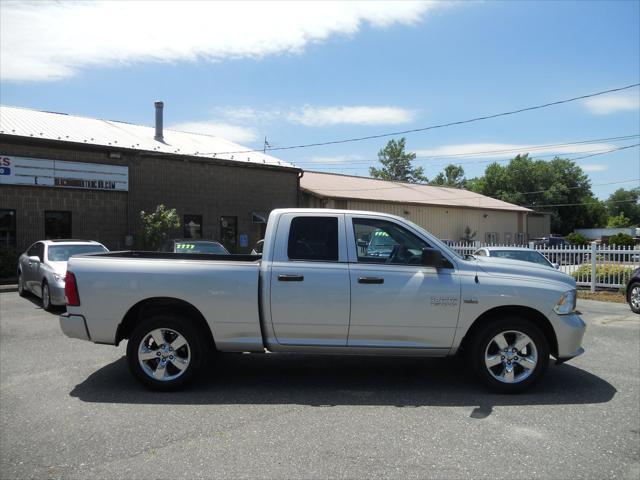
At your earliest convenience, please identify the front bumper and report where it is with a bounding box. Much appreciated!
[552,311,586,362]
[59,313,91,341]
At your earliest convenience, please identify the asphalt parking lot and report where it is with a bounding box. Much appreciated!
[1,292,638,480]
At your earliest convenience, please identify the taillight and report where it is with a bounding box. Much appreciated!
[65,272,80,306]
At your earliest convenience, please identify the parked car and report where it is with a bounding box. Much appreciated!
[627,268,640,314]
[532,235,568,247]
[60,209,585,394]
[159,239,229,255]
[474,247,559,269]
[18,240,108,311]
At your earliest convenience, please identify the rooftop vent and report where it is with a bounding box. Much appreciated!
[154,101,164,141]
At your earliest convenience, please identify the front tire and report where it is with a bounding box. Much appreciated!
[469,317,550,393]
[628,282,640,314]
[126,314,206,391]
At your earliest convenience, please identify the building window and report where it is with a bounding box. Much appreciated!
[288,217,338,262]
[45,211,72,239]
[485,232,498,244]
[183,215,202,239]
[0,209,17,248]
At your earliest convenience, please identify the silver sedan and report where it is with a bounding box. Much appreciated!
[17,240,108,311]
[473,246,559,269]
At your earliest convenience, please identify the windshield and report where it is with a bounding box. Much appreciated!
[491,250,552,266]
[174,241,229,254]
[47,244,108,262]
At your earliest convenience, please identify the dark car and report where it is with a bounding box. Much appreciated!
[627,268,640,314]
[159,239,229,255]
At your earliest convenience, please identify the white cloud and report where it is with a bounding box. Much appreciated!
[583,93,640,115]
[414,142,617,159]
[582,164,608,172]
[169,122,258,143]
[0,1,444,81]
[213,104,415,126]
[287,106,415,126]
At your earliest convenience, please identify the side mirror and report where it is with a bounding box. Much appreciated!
[553,263,560,270]
[421,248,449,268]
[28,255,40,263]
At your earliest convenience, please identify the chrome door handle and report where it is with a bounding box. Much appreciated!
[358,276,384,284]
[278,274,304,282]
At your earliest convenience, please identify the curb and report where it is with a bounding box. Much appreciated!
[0,285,18,293]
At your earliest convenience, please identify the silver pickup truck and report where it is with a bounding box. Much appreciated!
[60,209,585,393]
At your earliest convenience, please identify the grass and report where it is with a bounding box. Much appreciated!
[577,290,627,304]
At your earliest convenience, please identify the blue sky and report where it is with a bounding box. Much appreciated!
[1,0,639,200]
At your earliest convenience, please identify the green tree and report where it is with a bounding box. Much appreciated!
[369,138,427,183]
[607,233,635,247]
[565,232,589,246]
[607,213,631,228]
[605,187,640,225]
[429,164,466,188]
[469,154,606,234]
[139,204,181,250]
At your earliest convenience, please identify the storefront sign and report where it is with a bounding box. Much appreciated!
[0,155,128,191]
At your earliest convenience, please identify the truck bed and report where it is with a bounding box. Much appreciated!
[66,251,264,350]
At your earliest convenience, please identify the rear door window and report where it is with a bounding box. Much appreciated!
[287,217,338,262]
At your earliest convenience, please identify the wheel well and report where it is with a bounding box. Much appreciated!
[115,297,215,348]
[459,305,559,358]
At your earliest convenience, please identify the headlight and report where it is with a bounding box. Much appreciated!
[554,289,576,315]
[53,273,65,283]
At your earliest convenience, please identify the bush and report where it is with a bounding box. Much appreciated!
[565,232,589,246]
[606,233,635,247]
[138,205,181,250]
[572,264,634,285]
[0,248,20,280]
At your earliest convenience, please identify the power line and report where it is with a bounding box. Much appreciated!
[293,134,640,166]
[308,143,640,174]
[525,199,638,208]
[201,83,640,155]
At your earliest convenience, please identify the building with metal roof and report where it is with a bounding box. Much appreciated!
[0,103,299,253]
[300,171,540,244]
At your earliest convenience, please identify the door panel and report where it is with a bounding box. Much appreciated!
[268,213,350,346]
[270,261,350,346]
[346,216,460,349]
[348,263,459,348]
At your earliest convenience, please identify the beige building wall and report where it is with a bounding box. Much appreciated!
[319,198,525,244]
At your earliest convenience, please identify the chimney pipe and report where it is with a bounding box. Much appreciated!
[154,101,164,141]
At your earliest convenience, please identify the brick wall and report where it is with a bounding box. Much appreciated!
[1,138,299,252]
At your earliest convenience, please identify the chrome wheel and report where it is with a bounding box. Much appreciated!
[42,283,51,310]
[484,330,538,384]
[631,285,640,311]
[138,328,191,382]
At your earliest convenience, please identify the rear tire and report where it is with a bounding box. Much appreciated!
[18,272,27,297]
[468,317,549,393]
[628,282,640,314]
[126,314,206,391]
[41,282,53,312]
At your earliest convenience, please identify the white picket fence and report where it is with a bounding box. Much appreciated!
[447,242,640,291]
